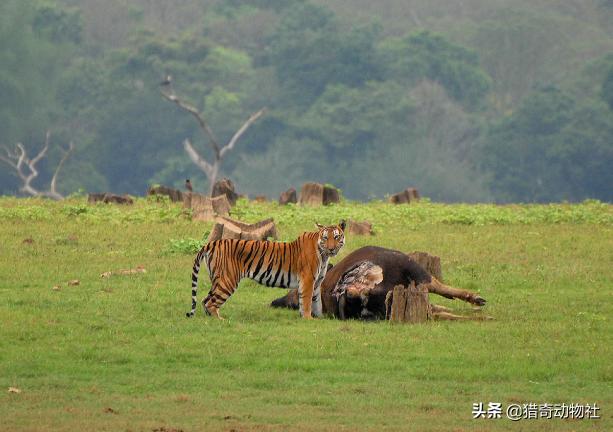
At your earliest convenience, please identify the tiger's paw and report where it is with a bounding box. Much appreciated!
[205,305,224,320]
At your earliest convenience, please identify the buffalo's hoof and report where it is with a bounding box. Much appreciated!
[473,296,486,306]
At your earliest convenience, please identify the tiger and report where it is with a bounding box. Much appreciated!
[186,220,346,319]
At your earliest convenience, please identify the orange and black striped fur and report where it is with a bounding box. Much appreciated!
[187,220,346,319]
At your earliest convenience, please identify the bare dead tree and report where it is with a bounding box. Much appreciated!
[161,81,265,195]
[0,131,74,200]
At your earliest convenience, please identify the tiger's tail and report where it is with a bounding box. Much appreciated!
[186,246,208,317]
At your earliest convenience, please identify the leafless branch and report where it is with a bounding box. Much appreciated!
[220,108,266,159]
[47,140,75,199]
[0,147,18,169]
[161,81,265,195]
[183,139,214,178]
[30,130,51,167]
[161,89,221,158]
[0,131,74,199]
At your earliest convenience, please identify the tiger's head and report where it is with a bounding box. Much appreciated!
[315,220,346,257]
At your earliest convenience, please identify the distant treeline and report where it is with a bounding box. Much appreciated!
[1,0,612,202]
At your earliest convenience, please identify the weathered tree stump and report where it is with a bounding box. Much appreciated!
[212,178,239,207]
[254,195,267,203]
[299,183,323,206]
[389,187,420,204]
[88,193,134,205]
[299,182,341,206]
[279,187,297,205]
[323,185,340,204]
[147,185,183,202]
[183,191,192,209]
[387,282,431,323]
[187,193,231,221]
[348,220,374,236]
[407,251,442,281]
[384,277,492,322]
[206,216,277,243]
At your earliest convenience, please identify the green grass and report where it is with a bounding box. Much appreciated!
[1,197,611,431]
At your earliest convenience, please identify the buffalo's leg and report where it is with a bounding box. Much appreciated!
[270,289,300,310]
[426,277,486,306]
[338,295,347,320]
[430,304,452,313]
[432,311,471,320]
[432,310,494,321]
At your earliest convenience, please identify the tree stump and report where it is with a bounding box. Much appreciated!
[348,220,373,236]
[389,187,420,204]
[206,216,277,243]
[183,191,192,209]
[322,185,340,204]
[279,187,297,205]
[147,185,183,202]
[254,195,267,203]
[408,188,420,201]
[188,193,231,221]
[299,182,341,206]
[88,193,134,205]
[407,251,442,281]
[212,178,239,207]
[299,182,323,206]
[387,282,431,323]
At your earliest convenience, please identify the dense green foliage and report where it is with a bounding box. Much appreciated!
[1,198,611,430]
[1,0,612,203]
[483,86,613,202]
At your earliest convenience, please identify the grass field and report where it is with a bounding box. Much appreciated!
[1,197,611,431]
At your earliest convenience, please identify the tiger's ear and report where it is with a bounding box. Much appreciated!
[315,222,325,230]
[339,219,346,231]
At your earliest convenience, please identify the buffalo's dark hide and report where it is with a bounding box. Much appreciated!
[271,246,436,319]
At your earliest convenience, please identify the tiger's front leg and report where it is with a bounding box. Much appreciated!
[311,282,323,318]
[298,276,315,319]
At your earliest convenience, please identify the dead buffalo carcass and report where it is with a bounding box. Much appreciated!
[270,246,486,320]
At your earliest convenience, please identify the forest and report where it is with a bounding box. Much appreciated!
[1,0,612,202]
